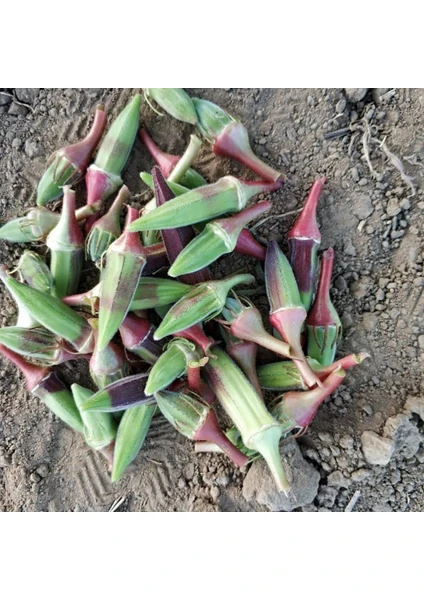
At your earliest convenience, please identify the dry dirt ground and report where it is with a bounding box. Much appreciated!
[0,88,423,512]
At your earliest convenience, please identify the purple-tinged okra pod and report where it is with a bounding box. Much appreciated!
[154,389,249,468]
[265,241,322,389]
[221,296,292,360]
[97,206,147,352]
[79,373,153,413]
[129,277,191,311]
[306,248,342,366]
[257,352,370,390]
[17,250,54,295]
[0,264,39,328]
[186,365,215,405]
[139,128,206,189]
[86,185,129,265]
[46,186,84,298]
[193,97,284,183]
[257,361,308,392]
[0,344,84,433]
[119,313,163,365]
[36,105,107,206]
[0,343,50,390]
[168,201,271,278]
[154,273,255,341]
[89,326,129,389]
[271,367,346,432]
[144,88,198,125]
[152,166,211,285]
[111,403,157,482]
[235,228,266,261]
[0,326,83,366]
[143,242,170,274]
[128,175,281,233]
[71,383,117,469]
[1,270,94,353]
[85,95,141,232]
[0,203,101,244]
[220,322,263,399]
[144,338,208,396]
[288,177,325,311]
[204,347,291,493]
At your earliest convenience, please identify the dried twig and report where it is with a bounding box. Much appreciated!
[345,490,361,512]
[250,208,302,231]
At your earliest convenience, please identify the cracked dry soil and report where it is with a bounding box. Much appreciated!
[0,88,424,512]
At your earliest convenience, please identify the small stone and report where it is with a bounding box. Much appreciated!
[344,240,356,257]
[339,434,354,450]
[215,474,230,487]
[12,138,22,149]
[36,463,49,478]
[362,312,378,332]
[350,279,371,299]
[372,502,393,512]
[25,140,42,158]
[317,485,338,508]
[413,277,424,287]
[400,198,411,211]
[383,414,421,459]
[351,468,372,482]
[243,440,320,512]
[361,431,394,466]
[15,88,40,104]
[334,275,347,292]
[344,88,368,103]
[210,486,220,502]
[352,194,374,220]
[318,432,333,444]
[30,472,41,483]
[184,463,195,480]
[8,102,29,116]
[404,396,424,420]
[0,91,12,106]
[327,471,351,489]
[379,277,389,288]
[336,98,346,113]
[386,198,401,217]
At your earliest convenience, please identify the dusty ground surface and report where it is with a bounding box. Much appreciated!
[0,88,423,512]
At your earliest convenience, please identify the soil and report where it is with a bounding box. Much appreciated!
[0,88,423,512]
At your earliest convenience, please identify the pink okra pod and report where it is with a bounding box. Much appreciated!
[306,248,343,366]
[265,240,323,389]
[36,104,107,206]
[271,367,346,432]
[192,97,285,183]
[288,177,325,311]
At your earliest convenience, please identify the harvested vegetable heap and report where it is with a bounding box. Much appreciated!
[0,89,369,493]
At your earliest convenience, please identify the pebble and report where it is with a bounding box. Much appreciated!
[344,88,368,103]
[25,140,42,158]
[334,276,347,292]
[351,468,372,482]
[184,463,195,480]
[215,474,230,487]
[352,194,374,220]
[30,472,41,483]
[336,98,346,113]
[8,102,29,116]
[413,277,424,287]
[418,335,424,350]
[361,431,394,466]
[36,463,49,478]
[327,471,351,489]
[362,312,378,332]
[243,440,320,512]
[339,434,354,450]
[210,486,220,502]
[12,138,22,149]
[317,485,338,508]
[15,88,40,104]
[344,240,357,257]
[386,198,401,217]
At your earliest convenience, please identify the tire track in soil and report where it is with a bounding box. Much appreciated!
[75,451,114,508]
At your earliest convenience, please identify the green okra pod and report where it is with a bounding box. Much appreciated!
[46,186,84,298]
[111,404,157,482]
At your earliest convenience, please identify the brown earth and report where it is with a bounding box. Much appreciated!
[0,88,423,512]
